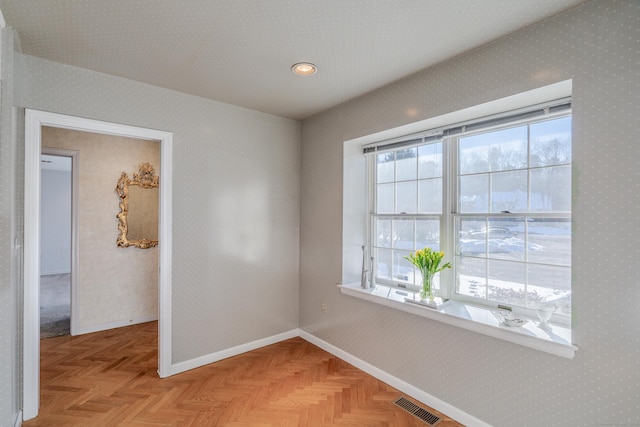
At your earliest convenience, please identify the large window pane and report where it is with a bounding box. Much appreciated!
[487,217,525,262]
[376,183,394,214]
[490,170,528,213]
[527,263,571,293]
[395,148,417,181]
[527,264,571,315]
[459,135,489,174]
[457,218,487,257]
[459,173,488,213]
[375,247,392,281]
[377,152,394,183]
[530,165,571,212]
[418,142,442,179]
[375,218,392,248]
[393,249,415,284]
[487,127,527,172]
[393,219,414,251]
[487,259,526,306]
[457,256,487,299]
[396,181,417,213]
[388,219,424,287]
[418,178,442,213]
[530,116,572,167]
[416,219,440,250]
[527,219,571,266]
[459,126,527,174]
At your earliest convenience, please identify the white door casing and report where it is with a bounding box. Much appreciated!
[23,109,173,420]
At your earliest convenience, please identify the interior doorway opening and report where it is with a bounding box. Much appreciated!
[39,151,75,339]
[24,110,174,421]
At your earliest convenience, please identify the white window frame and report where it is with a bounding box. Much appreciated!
[365,106,571,323]
[367,137,448,294]
[340,81,577,358]
[449,115,572,324]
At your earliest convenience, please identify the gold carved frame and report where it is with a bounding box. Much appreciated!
[116,162,159,248]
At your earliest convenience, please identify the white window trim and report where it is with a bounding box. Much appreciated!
[342,80,577,357]
[339,282,576,358]
[448,115,572,322]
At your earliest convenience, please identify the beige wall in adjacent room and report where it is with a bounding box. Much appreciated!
[43,126,160,331]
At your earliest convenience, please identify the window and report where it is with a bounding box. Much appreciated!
[370,140,446,292]
[366,102,572,321]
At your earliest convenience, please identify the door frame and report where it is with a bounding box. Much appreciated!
[40,148,79,335]
[24,109,173,420]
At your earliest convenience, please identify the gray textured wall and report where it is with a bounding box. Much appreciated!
[299,1,640,426]
[0,26,23,427]
[2,40,300,425]
[2,1,639,426]
[15,54,302,364]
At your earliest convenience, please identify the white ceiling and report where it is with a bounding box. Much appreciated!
[1,0,587,120]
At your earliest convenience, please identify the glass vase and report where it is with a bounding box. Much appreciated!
[419,270,435,302]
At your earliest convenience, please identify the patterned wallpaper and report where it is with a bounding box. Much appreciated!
[0,26,25,426]
[12,31,301,384]
[300,1,640,426]
[0,27,16,426]
[2,0,639,425]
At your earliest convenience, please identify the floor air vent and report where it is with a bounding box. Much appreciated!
[394,397,441,426]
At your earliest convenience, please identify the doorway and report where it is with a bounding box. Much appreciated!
[39,150,76,338]
[24,110,174,421]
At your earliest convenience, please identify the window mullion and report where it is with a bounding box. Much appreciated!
[368,158,372,209]
[393,153,397,214]
[527,123,532,212]
[440,137,456,299]
[368,154,378,284]
[415,149,419,216]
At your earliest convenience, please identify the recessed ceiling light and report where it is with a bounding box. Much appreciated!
[291,62,317,76]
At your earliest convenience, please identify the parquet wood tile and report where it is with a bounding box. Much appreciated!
[25,322,464,426]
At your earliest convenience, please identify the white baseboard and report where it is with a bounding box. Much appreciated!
[72,314,158,336]
[298,330,492,427]
[166,328,490,426]
[14,409,23,427]
[169,329,299,376]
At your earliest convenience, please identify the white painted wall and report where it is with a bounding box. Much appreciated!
[299,1,640,426]
[40,168,71,276]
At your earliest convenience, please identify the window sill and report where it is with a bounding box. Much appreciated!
[338,282,577,359]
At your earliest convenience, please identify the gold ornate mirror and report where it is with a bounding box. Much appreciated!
[116,163,159,248]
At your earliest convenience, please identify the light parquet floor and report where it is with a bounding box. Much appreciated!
[26,321,464,426]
